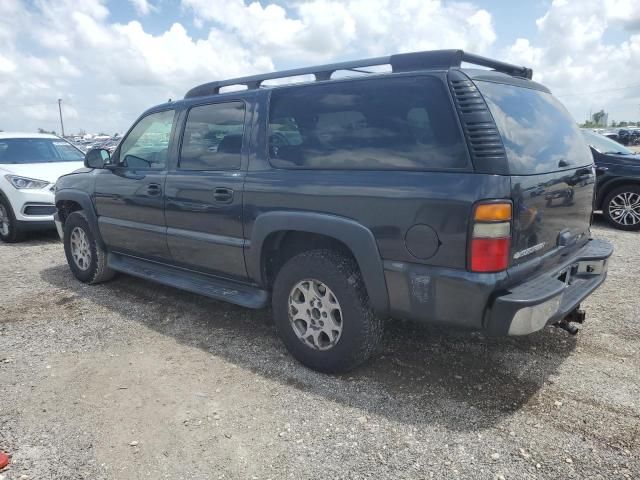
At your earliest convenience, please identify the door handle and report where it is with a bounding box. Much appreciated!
[147,183,162,196]
[595,166,608,172]
[213,187,234,203]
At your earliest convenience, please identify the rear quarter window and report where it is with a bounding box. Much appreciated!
[267,76,468,171]
[476,81,592,175]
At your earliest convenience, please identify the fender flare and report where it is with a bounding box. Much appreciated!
[55,189,105,248]
[247,211,389,316]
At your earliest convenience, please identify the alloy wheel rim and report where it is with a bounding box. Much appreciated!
[609,192,640,226]
[0,205,9,236]
[70,227,92,271]
[288,279,343,351]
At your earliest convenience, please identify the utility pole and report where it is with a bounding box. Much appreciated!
[57,98,65,138]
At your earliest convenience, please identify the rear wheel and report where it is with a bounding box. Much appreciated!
[602,185,640,231]
[63,211,115,284]
[0,196,25,243]
[272,249,383,373]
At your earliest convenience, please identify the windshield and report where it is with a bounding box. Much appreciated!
[0,138,85,164]
[581,129,634,155]
[476,81,592,175]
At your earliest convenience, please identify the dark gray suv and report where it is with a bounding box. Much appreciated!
[54,50,613,372]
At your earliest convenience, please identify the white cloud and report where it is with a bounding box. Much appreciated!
[182,0,497,60]
[0,0,638,135]
[0,0,497,134]
[0,54,16,74]
[503,0,640,123]
[97,93,121,103]
[129,0,155,16]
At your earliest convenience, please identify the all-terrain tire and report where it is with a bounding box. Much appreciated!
[63,211,115,284]
[272,249,384,373]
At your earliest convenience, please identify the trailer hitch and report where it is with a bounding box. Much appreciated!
[553,307,586,335]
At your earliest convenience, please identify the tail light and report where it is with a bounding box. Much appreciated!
[469,201,512,273]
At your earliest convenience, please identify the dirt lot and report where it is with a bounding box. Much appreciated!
[0,219,638,480]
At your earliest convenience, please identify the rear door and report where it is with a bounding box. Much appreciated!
[164,100,249,282]
[475,81,594,266]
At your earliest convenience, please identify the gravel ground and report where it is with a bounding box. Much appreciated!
[0,218,638,480]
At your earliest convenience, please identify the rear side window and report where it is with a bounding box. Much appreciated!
[476,81,592,175]
[268,76,468,170]
[180,102,245,170]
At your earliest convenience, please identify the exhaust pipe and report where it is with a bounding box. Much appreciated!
[565,308,586,324]
[553,307,585,335]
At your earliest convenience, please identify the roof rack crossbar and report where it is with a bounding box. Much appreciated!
[184,49,532,99]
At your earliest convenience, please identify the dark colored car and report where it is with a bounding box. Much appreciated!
[617,128,640,146]
[582,129,640,230]
[54,50,612,372]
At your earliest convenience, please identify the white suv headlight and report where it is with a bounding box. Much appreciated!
[5,175,50,190]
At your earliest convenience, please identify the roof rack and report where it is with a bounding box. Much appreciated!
[184,49,533,99]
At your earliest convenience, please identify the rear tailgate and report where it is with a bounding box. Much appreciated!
[475,80,594,266]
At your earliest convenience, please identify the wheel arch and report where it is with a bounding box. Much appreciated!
[247,211,389,316]
[596,178,640,209]
[0,187,12,207]
[55,189,105,248]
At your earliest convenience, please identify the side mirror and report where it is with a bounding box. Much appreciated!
[85,148,111,169]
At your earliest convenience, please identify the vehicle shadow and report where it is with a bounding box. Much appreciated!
[41,264,577,431]
[591,214,638,233]
[0,230,59,246]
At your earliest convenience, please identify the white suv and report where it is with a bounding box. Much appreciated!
[0,133,85,242]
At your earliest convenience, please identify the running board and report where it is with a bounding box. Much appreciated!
[107,252,269,309]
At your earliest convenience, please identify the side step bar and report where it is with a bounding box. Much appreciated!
[108,252,269,309]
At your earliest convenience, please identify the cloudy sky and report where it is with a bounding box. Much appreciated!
[1,0,639,135]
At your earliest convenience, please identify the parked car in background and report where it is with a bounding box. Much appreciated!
[55,50,612,372]
[582,129,640,230]
[617,128,640,146]
[0,133,85,242]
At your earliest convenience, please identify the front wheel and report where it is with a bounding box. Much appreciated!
[272,249,383,373]
[0,197,25,243]
[602,185,640,231]
[63,211,115,284]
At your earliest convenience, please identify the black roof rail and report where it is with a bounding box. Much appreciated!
[184,49,533,99]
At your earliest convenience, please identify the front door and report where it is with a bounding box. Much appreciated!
[94,109,176,260]
[164,100,248,281]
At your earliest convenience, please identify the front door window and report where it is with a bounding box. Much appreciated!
[118,110,175,170]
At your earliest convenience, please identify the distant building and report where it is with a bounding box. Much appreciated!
[591,110,608,127]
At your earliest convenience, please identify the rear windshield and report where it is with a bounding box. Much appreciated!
[268,76,468,170]
[476,81,592,175]
[0,138,84,164]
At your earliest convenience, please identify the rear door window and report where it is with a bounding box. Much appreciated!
[476,81,592,175]
[268,76,468,170]
[179,101,245,170]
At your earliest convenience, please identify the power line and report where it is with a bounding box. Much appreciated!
[556,83,640,98]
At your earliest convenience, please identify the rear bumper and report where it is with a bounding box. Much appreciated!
[486,238,613,335]
[383,238,613,335]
